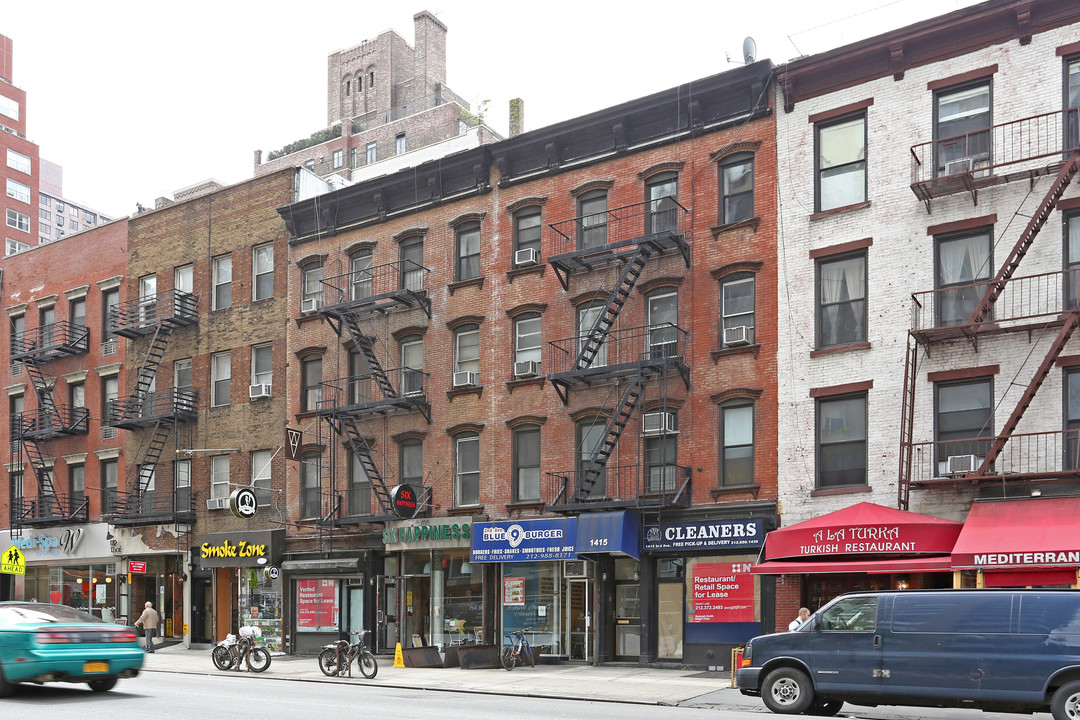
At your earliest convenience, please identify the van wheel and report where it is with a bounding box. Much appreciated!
[1052,680,1080,720]
[807,699,844,716]
[762,667,814,714]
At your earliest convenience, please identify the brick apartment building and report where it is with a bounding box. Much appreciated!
[1,34,39,257]
[254,11,501,183]
[764,0,1080,628]
[277,59,779,665]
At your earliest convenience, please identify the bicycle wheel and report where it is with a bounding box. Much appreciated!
[500,646,515,671]
[522,643,535,668]
[358,651,378,679]
[247,647,272,673]
[212,645,234,671]
[318,648,341,677]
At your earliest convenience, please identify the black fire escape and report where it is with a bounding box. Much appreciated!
[545,198,692,512]
[313,259,432,524]
[9,320,91,531]
[898,107,1080,509]
[105,289,199,525]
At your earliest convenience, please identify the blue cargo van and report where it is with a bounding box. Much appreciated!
[735,590,1080,719]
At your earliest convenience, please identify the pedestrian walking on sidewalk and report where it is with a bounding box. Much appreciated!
[788,607,811,631]
[137,601,161,653]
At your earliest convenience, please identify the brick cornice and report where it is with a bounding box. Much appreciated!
[569,179,614,198]
[504,415,548,429]
[393,226,428,243]
[506,196,548,214]
[927,214,997,236]
[505,303,547,319]
[809,237,872,260]
[808,98,874,125]
[809,380,873,398]
[927,365,999,382]
[711,261,763,281]
[446,422,485,436]
[637,161,685,180]
[445,314,485,331]
[449,211,486,229]
[710,387,764,405]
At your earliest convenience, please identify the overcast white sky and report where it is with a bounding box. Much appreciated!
[3,0,983,217]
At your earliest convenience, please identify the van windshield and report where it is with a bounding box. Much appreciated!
[820,596,878,632]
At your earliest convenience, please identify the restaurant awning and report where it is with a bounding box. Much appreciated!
[751,555,953,575]
[951,497,1080,570]
[762,502,963,561]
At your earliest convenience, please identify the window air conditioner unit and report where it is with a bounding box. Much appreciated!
[564,560,587,578]
[946,454,979,475]
[249,383,272,400]
[945,158,973,176]
[453,371,478,388]
[206,496,230,510]
[301,298,321,313]
[101,339,117,356]
[514,248,539,267]
[723,325,751,347]
[642,411,677,436]
[513,360,540,378]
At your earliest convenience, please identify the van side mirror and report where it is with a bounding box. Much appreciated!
[809,615,821,632]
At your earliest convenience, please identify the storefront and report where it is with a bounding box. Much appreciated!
[194,529,284,648]
[951,497,1080,588]
[380,517,478,654]
[281,553,370,655]
[751,502,962,626]
[108,526,188,639]
[640,516,765,666]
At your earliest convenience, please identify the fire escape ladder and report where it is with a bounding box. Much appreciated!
[327,413,392,514]
[21,434,58,515]
[969,151,1080,325]
[575,245,653,371]
[332,311,397,400]
[130,419,173,498]
[577,368,654,500]
[24,357,57,418]
[975,312,1080,476]
[897,335,920,510]
[132,324,174,401]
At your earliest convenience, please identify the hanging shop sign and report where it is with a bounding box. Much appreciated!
[230,487,258,519]
[471,518,576,563]
[382,518,472,551]
[196,529,284,568]
[390,484,419,519]
[643,519,764,553]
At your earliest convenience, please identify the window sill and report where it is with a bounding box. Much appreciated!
[710,484,761,500]
[448,277,485,295]
[295,312,324,327]
[505,500,546,513]
[448,504,483,517]
[294,411,318,421]
[810,200,870,221]
[710,216,760,239]
[506,264,546,284]
[810,484,872,498]
[506,376,545,393]
[810,342,871,358]
[711,343,761,362]
[446,385,484,402]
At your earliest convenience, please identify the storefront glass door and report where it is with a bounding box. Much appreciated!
[566,577,593,660]
[613,557,640,659]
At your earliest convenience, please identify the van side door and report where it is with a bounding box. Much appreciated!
[809,595,883,697]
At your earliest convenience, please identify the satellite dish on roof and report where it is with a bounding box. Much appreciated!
[743,36,757,65]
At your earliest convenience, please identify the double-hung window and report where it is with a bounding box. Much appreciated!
[212,254,232,310]
[643,413,678,493]
[935,228,991,327]
[211,455,230,500]
[251,450,272,504]
[211,351,231,406]
[1067,57,1080,150]
[332,149,344,169]
[578,190,608,249]
[513,207,542,261]
[720,154,754,224]
[302,357,322,412]
[454,325,479,383]
[454,432,480,507]
[348,452,371,516]
[646,172,679,235]
[513,426,541,502]
[302,262,323,310]
[817,252,867,347]
[513,314,541,374]
[400,236,424,291]
[7,149,31,174]
[935,378,993,475]
[577,302,608,367]
[935,81,991,176]
[816,393,867,488]
[366,142,377,164]
[252,343,272,390]
[1067,213,1080,310]
[1066,369,1080,470]
[399,440,423,485]
[400,335,424,396]
[576,419,607,497]
[816,113,867,211]
[300,452,321,518]
[253,244,274,300]
[350,250,373,300]
[720,401,754,486]
[455,222,481,281]
[721,274,755,347]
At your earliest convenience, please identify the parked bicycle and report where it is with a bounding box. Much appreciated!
[318,630,378,679]
[501,627,535,670]
[212,626,272,673]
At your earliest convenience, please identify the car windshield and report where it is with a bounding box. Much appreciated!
[0,603,104,624]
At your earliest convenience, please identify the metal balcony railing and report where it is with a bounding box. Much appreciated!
[544,463,691,510]
[547,197,689,259]
[546,323,690,378]
[319,260,430,312]
[907,430,1080,483]
[109,290,199,338]
[106,389,198,428]
[12,405,90,440]
[910,268,1080,337]
[316,371,429,414]
[10,320,89,361]
[106,489,196,526]
[910,107,1080,201]
[12,493,89,525]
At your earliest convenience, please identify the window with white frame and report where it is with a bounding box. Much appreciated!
[71,298,86,329]
[643,411,678,493]
[0,94,18,120]
[513,425,541,502]
[7,149,30,174]
[302,356,322,412]
[816,113,867,211]
[721,274,755,347]
[395,133,406,154]
[400,335,423,396]
[39,208,51,221]
[513,207,542,258]
[102,375,118,424]
[6,208,30,233]
[576,419,607,497]
[578,190,608,249]
[253,244,273,301]
[817,252,867,347]
[251,450,272,504]
[302,262,323,309]
[211,351,231,406]
[348,452,371,516]
[6,179,30,204]
[646,289,679,358]
[175,459,191,509]
[577,302,608,367]
[454,432,480,506]
[251,344,273,389]
[70,464,85,506]
[211,455,230,500]
[332,149,344,169]
[350,250,372,300]
[399,439,422,484]
[513,313,542,373]
[6,238,28,255]
[935,81,991,176]
[454,325,480,379]
[455,222,481,281]
[212,254,232,310]
[366,142,377,164]
[646,172,679,235]
[101,460,117,512]
[399,236,424,291]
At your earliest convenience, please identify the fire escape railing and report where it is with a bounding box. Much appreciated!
[319,260,431,317]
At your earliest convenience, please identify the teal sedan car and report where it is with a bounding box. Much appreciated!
[0,602,144,695]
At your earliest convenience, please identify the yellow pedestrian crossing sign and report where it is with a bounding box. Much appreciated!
[1,545,26,575]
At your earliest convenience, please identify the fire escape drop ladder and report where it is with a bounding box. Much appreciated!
[21,357,60,516]
[574,245,654,371]
[897,335,920,509]
[322,413,393,515]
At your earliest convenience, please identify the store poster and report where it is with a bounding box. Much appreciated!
[690,562,754,623]
[503,577,525,606]
[296,578,338,631]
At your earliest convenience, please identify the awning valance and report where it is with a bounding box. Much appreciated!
[951,498,1080,570]
[751,555,953,575]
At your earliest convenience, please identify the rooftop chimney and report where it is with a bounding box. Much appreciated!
[509,98,524,138]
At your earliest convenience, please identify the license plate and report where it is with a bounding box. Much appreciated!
[83,662,108,673]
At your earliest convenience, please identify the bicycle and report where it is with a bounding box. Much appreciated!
[212,626,272,673]
[318,630,378,679]
[501,627,535,671]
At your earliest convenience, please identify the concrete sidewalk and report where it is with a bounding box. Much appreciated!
[140,643,750,708]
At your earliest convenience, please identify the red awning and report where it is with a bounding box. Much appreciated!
[751,555,953,575]
[951,497,1080,570]
[763,502,963,561]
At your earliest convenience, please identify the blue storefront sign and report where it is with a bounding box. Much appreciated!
[471,518,576,562]
[643,519,763,552]
[576,511,641,559]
